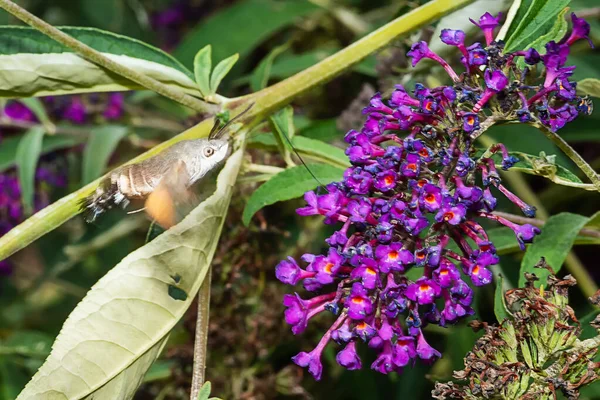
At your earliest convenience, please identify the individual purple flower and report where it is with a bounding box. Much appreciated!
[407,41,459,81]
[561,13,593,47]
[433,259,460,288]
[336,341,362,370]
[293,350,324,380]
[376,243,414,273]
[400,153,420,178]
[415,330,441,361]
[371,341,396,374]
[440,29,465,47]
[419,183,442,212]
[351,259,380,289]
[406,278,441,305]
[374,169,398,192]
[347,198,372,223]
[470,12,502,46]
[484,69,509,92]
[346,283,374,320]
[392,336,416,367]
[276,257,314,285]
[436,202,466,225]
[465,43,487,67]
[462,113,480,133]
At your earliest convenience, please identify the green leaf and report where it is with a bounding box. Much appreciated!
[194,45,212,97]
[17,149,243,400]
[515,7,569,67]
[242,163,345,226]
[210,53,239,94]
[198,381,212,400]
[577,78,600,98]
[497,0,532,41]
[494,275,510,323]
[15,126,44,215]
[249,134,349,169]
[174,0,319,68]
[82,125,129,184]
[519,212,592,286]
[0,26,199,98]
[250,43,290,92]
[504,0,571,52]
[0,134,84,173]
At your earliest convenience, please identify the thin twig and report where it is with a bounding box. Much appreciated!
[190,267,212,400]
[0,0,215,114]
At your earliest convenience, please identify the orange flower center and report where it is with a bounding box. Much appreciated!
[419,284,431,292]
[352,297,364,304]
[407,163,417,171]
[425,193,436,203]
[440,269,449,276]
[384,175,394,185]
[324,262,334,273]
[472,265,480,275]
[366,267,377,275]
[388,251,399,260]
[443,211,455,221]
[419,148,429,157]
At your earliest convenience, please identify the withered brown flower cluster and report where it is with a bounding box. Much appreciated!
[433,259,600,400]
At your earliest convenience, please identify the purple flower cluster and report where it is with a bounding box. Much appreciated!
[275,13,592,380]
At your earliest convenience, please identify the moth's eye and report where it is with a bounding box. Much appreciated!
[203,147,215,157]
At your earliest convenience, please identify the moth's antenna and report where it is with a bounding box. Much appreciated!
[280,129,330,194]
[210,103,254,139]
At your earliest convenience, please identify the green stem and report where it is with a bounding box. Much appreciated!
[245,164,284,175]
[0,0,475,261]
[0,0,214,113]
[190,268,212,400]
[532,122,600,191]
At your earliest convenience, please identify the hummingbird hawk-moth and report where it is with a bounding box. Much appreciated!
[81,107,250,229]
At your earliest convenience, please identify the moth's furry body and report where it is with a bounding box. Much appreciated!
[81,138,230,223]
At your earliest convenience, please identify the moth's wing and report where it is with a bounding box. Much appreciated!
[144,160,199,229]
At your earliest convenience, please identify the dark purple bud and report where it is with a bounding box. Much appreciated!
[440,29,465,46]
